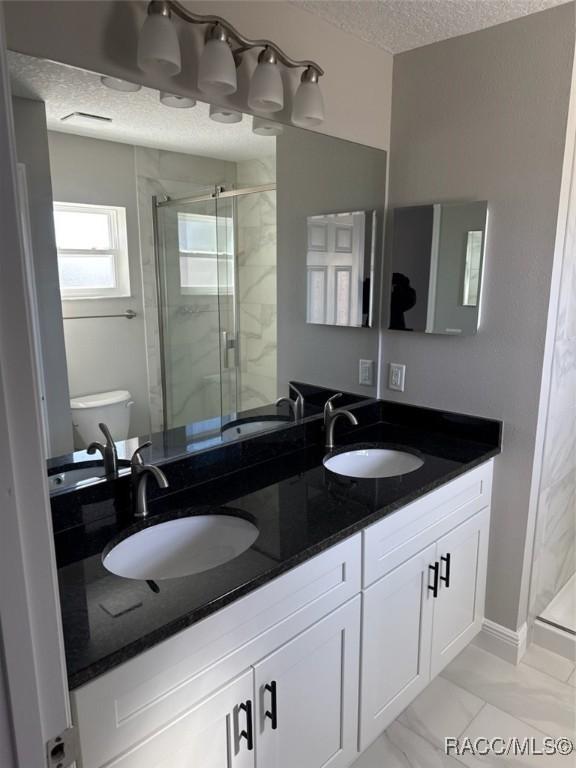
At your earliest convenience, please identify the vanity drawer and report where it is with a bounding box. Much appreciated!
[363,461,493,588]
[72,533,361,768]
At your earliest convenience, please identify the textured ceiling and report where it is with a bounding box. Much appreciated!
[8,51,274,162]
[296,0,571,54]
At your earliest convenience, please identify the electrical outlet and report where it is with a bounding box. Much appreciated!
[359,359,374,386]
[388,363,406,392]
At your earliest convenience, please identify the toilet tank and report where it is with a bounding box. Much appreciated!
[70,390,133,448]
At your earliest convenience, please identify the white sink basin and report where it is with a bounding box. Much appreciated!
[324,448,424,479]
[103,515,259,580]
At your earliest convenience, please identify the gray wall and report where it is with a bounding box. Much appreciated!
[12,98,72,455]
[277,128,387,397]
[382,4,575,631]
[48,132,151,443]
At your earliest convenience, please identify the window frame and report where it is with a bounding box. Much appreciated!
[177,211,234,296]
[54,201,131,300]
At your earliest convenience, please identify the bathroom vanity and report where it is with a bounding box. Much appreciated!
[50,398,501,768]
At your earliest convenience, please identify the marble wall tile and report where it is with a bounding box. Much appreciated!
[238,265,277,304]
[540,405,576,490]
[239,372,277,411]
[531,214,576,625]
[237,224,277,267]
[236,155,276,186]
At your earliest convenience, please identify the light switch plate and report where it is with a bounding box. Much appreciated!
[359,359,374,386]
[388,363,406,392]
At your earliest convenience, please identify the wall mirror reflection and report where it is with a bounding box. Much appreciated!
[8,50,386,471]
[306,210,376,327]
[388,201,488,336]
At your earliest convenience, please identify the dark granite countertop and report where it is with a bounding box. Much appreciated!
[55,404,501,690]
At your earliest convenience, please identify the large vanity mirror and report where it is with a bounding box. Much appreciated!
[8,51,386,472]
[388,201,488,335]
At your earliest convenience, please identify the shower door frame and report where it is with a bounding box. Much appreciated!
[153,183,276,432]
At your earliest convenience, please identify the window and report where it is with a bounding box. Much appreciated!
[178,212,234,295]
[54,202,131,299]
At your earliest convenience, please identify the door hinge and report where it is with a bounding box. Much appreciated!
[46,725,77,768]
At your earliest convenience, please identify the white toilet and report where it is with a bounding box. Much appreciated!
[70,390,133,449]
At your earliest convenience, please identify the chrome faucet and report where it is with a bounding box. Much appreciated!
[275,384,305,422]
[324,393,359,451]
[130,442,169,518]
[87,422,118,479]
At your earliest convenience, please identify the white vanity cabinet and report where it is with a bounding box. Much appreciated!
[71,460,494,768]
[359,462,492,750]
[98,670,255,768]
[253,597,360,768]
[71,536,362,768]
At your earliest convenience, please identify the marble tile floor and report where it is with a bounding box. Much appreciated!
[352,643,576,767]
[540,572,576,634]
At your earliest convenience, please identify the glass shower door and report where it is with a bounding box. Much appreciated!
[155,191,239,432]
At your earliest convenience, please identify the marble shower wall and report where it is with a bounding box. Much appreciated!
[135,147,237,431]
[531,188,576,621]
[235,156,278,411]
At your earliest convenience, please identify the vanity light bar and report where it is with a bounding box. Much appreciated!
[164,0,324,74]
[138,0,325,126]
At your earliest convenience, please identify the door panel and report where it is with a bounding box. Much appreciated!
[359,544,436,751]
[430,507,489,677]
[253,597,360,768]
[104,671,254,768]
[155,192,238,431]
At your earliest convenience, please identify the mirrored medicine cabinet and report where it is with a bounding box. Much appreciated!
[388,201,488,336]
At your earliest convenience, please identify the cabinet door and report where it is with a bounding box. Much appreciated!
[430,507,489,677]
[253,597,360,768]
[102,670,255,768]
[359,543,436,752]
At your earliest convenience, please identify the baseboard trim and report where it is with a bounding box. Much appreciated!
[473,619,528,665]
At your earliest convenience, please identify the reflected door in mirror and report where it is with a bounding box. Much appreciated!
[306,211,376,328]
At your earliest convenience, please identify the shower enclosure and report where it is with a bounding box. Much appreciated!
[153,184,277,432]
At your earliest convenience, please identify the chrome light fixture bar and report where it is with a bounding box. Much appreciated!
[138,0,325,125]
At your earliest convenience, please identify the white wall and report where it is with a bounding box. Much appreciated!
[4,0,393,151]
[382,4,575,631]
[12,97,73,456]
[48,131,152,442]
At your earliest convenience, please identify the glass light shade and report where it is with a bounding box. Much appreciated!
[160,92,196,108]
[248,62,284,113]
[209,104,243,123]
[292,80,325,127]
[252,116,284,136]
[198,39,237,96]
[100,77,142,93]
[137,13,181,76]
